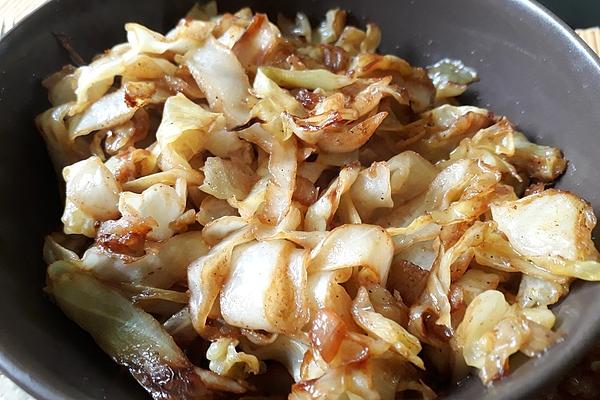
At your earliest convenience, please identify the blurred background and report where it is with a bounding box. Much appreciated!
[541,0,599,28]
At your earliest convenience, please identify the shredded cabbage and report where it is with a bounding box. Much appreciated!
[37,4,600,399]
[206,338,260,379]
[47,261,247,398]
[61,156,121,237]
[427,58,478,98]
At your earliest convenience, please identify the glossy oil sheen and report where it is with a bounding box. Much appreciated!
[0,0,599,399]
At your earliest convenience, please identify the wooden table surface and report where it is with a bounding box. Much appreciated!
[0,0,599,399]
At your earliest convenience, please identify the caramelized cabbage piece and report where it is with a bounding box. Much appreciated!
[307,270,356,328]
[403,104,495,162]
[291,354,435,400]
[349,161,393,219]
[352,287,424,369]
[304,162,360,231]
[200,156,257,200]
[118,179,187,241]
[348,53,435,112]
[427,58,478,98]
[82,230,209,288]
[220,240,309,334]
[410,221,491,333]
[516,275,565,308]
[510,131,567,181]
[70,43,131,113]
[240,125,298,225]
[309,224,394,285]
[61,156,121,237]
[316,8,346,44]
[251,68,305,141]
[154,93,225,184]
[260,66,354,90]
[232,13,286,73]
[47,261,246,399]
[69,81,160,139]
[188,226,254,335]
[206,338,260,379]
[491,189,599,261]
[36,104,86,170]
[185,36,253,127]
[38,4,600,399]
[454,290,558,384]
[386,151,437,204]
[126,22,213,55]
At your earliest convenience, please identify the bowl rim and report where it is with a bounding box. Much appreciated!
[1,0,600,399]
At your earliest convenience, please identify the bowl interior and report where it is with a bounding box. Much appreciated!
[1,0,599,399]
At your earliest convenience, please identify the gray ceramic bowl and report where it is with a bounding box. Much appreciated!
[0,0,599,399]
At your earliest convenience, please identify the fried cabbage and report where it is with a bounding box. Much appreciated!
[38,4,600,399]
[206,337,260,379]
[47,261,247,399]
[61,156,121,237]
[220,240,308,334]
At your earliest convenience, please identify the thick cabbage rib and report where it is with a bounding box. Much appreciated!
[47,261,246,399]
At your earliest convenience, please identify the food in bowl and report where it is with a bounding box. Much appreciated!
[36,2,600,399]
